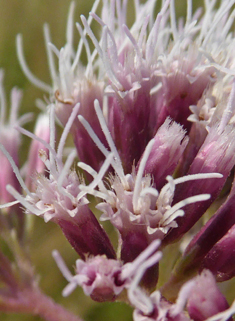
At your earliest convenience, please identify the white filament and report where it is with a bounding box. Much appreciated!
[133,139,155,213]
[16,34,51,93]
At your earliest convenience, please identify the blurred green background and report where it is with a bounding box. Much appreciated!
[2,1,228,321]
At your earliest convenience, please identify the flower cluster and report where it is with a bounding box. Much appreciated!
[1,0,235,320]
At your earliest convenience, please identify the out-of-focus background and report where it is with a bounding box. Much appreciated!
[0,1,218,321]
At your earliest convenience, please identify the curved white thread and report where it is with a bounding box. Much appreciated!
[0,144,32,196]
[0,200,20,209]
[94,100,126,185]
[16,34,51,93]
[160,173,223,198]
[57,103,80,162]
[52,250,74,281]
[72,0,101,71]
[43,24,58,87]
[66,2,75,51]
[6,185,46,216]
[133,139,155,213]
[161,194,211,225]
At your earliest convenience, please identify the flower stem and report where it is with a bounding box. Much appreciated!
[0,287,83,321]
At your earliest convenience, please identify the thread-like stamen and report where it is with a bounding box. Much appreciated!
[62,281,79,297]
[146,0,170,62]
[161,194,211,225]
[134,0,140,19]
[76,23,93,78]
[92,16,120,71]
[81,15,104,60]
[192,7,203,21]
[6,185,46,216]
[0,144,32,197]
[78,115,109,157]
[43,24,58,88]
[0,200,20,209]
[78,186,109,200]
[57,103,80,162]
[221,8,235,38]
[72,0,101,71]
[131,0,156,34]
[138,14,150,48]
[197,48,235,76]
[198,0,215,44]
[52,250,74,281]
[170,280,195,317]
[170,0,178,41]
[128,251,162,315]
[9,88,22,126]
[57,149,77,193]
[150,82,162,95]
[140,187,159,198]
[89,13,120,73]
[58,48,71,99]
[115,0,124,30]
[117,0,155,56]
[16,34,51,93]
[122,24,143,66]
[94,100,126,185]
[133,139,155,213]
[121,239,161,280]
[186,0,193,27]
[102,26,123,90]
[123,240,162,314]
[82,13,122,89]
[78,162,108,196]
[49,104,57,174]
[79,113,128,186]
[77,162,97,178]
[90,12,106,27]
[66,2,75,52]
[78,153,113,199]
[160,173,223,198]
[16,126,57,163]
[48,42,60,58]
[36,99,47,111]
[202,0,235,47]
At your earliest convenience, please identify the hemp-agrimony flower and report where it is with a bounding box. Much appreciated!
[1,0,235,320]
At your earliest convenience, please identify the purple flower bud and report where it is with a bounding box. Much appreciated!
[5,105,115,260]
[79,100,220,272]
[55,79,108,174]
[56,205,116,260]
[187,270,230,321]
[177,178,235,276]
[137,118,188,191]
[128,250,192,321]
[164,125,235,245]
[155,55,216,132]
[81,2,173,173]
[53,253,123,302]
[17,3,108,175]
[201,224,235,282]
[53,240,162,303]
